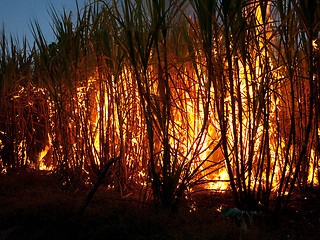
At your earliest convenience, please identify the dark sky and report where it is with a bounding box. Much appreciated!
[0,0,87,45]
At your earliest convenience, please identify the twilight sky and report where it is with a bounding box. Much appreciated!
[0,0,87,45]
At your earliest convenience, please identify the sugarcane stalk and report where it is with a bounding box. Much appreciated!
[78,157,120,215]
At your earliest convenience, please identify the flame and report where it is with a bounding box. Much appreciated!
[206,168,230,192]
[308,149,319,186]
[38,145,53,171]
[8,1,318,198]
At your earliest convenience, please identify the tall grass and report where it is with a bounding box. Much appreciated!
[187,0,320,211]
[0,29,48,171]
[0,0,319,211]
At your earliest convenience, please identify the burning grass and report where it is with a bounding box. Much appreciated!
[1,171,320,240]
[1,0,320,216]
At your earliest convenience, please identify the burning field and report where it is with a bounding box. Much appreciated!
[1,0,320,239]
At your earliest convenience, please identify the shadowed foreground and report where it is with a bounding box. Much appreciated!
[0,171,319,240]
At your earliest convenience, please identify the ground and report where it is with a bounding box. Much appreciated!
[0,170,319,240]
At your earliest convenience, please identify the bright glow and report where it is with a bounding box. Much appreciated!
[39,145,53,171]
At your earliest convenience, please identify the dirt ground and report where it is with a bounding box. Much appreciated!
[0,170,319,240]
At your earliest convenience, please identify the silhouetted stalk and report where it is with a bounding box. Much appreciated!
[1,0,320,212]
[284,0,317,207]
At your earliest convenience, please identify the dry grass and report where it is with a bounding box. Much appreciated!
[1,0,320,214]
[0,171,319,240]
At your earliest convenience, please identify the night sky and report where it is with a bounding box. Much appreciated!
[0,0,87,45]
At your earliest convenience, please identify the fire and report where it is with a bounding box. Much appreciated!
[38,145,53,171]
[206,168,230,192]
[36,132,53,172]
[308,149,319,186]
[1,0,319,210]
